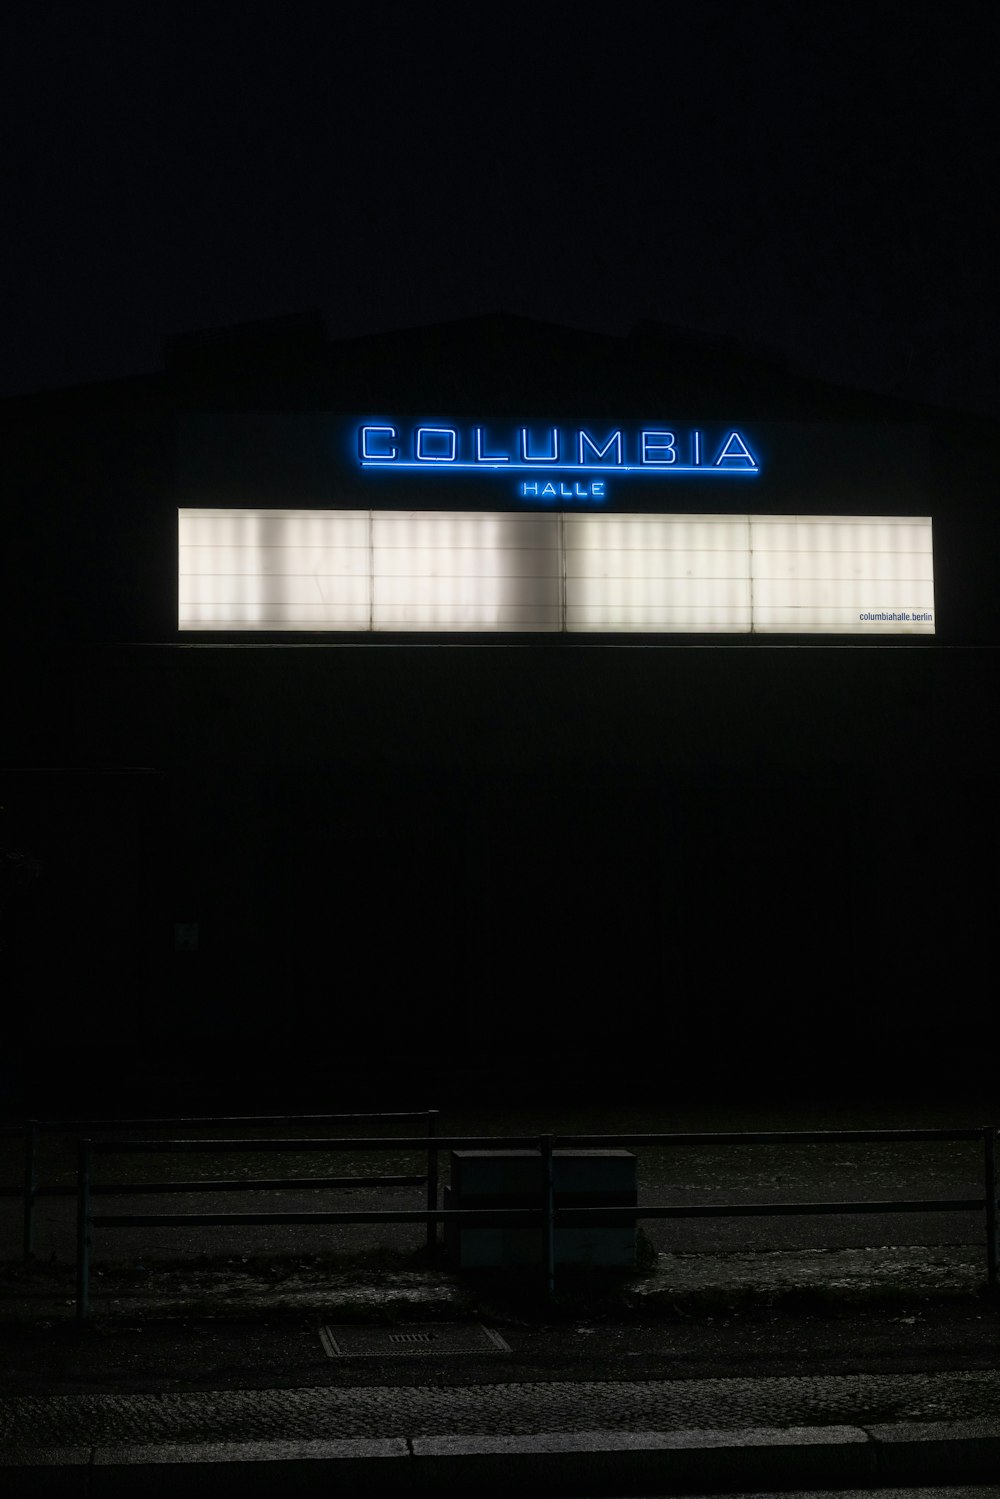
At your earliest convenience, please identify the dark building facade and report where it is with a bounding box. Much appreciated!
[2,313,997,1111]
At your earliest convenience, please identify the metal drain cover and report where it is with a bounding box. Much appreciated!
[320,1322,511,1357]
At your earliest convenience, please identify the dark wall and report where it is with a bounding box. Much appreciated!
[2,323,998,1111]
[4,641,994,1110]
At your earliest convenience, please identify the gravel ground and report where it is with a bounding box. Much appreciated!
[2,1099,995,1266]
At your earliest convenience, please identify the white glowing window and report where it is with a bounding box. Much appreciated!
[749,516,935,633]
[372,511,560,632]
[178,510,934,635]
[565,514,752,632]
[179,509,370,630]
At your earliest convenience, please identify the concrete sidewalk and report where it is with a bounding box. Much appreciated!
[4,1405,1000,1494]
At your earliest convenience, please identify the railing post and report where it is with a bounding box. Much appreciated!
[22,1121,38,1265]
[426,1110,439,1252]
[541,1134,555,1301]
[985,1126,998,1289]
[76,1140,91,1322]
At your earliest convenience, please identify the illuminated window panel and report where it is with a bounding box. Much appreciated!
[565,514,752,632]
[178,509,934,635]
[372,511,561,632]
[749,516,934,633]
[179,509,370,630]
[568,515,751,554]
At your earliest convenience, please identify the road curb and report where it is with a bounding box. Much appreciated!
[869,1419,1000,1484]
[410,1426,873,1492]
[4,1422,1000,1496]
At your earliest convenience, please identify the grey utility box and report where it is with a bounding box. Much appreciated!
[444,1149,637,1269]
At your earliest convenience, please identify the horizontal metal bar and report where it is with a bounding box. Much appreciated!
[29,1112,434,1132]
[83,1128,988,1156]
[91,1208,549,1227]
[17,1190,991,1213]
[87,1135,542,1154]
[90,1197,986,1229]
[556,1130,984,1147]
[89,1175,426,1194]
[1,1175,427,1197]
[555,1199,986,1219]
[4,1124,989,1147]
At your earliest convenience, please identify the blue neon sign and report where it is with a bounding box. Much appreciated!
[356,421,759,501]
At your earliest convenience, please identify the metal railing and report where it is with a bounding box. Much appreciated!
[1,1110,438,1266]
[71,1125,1000,1318]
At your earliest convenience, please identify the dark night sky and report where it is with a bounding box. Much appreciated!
[3,0,997,414]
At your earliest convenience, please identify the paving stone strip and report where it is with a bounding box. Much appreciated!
[2,1370,1000,1445]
